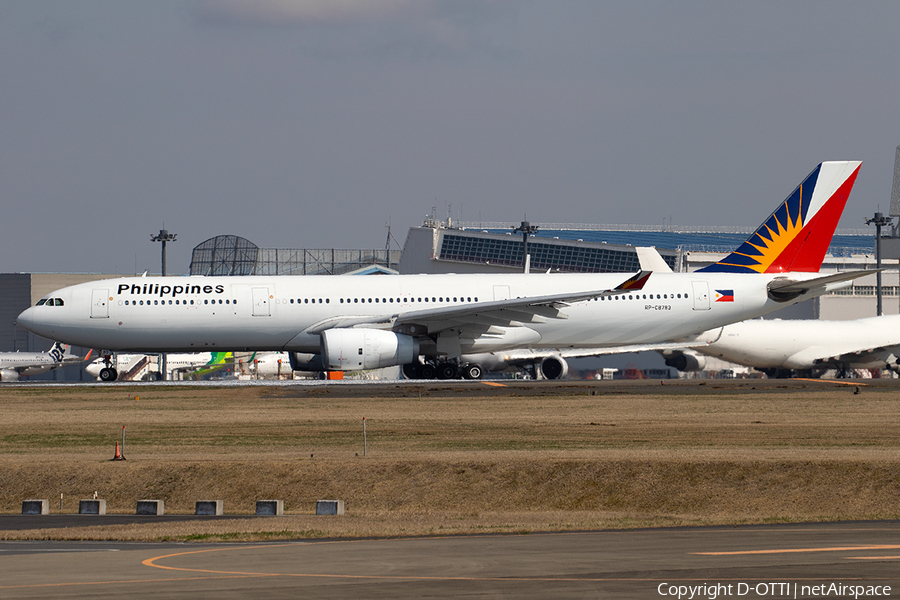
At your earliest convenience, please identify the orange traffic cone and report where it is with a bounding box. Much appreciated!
[111,441,126,461]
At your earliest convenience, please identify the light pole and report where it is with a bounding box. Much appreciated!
[150,229,177,276]
[865,212,893,316]
[512,221,539,272]
[151,229,177,380]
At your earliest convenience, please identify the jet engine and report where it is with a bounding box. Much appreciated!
[287,352,326,372]
[663,350,706,372]
[539,355,569,380]
[0,369,20,382]
[322,329,419,371]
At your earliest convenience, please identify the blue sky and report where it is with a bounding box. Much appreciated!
[2,1,898,274]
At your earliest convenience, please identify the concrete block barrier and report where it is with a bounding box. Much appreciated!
[195,500,224,516]
[136,500,165,515]
[22,499,49,515]
[255,500,284,516]
[79,499,106,515]
[316,500,345,515]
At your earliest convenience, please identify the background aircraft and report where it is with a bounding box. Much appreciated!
[0,343,86,381]
[661,315,900,378]
[236,351,294,379]
[85,352,232,381]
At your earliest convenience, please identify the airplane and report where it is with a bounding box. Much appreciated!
[16,161,871,382]
[660,315,900,378]
[84,351,233,381]
[474,245,900,381]
[0,342,87,381]
[237,351,295,379]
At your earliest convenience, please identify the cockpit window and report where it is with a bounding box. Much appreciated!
[36,299,47,306]
[54,298,64,306]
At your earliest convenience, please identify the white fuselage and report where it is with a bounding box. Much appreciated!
[0,353,63,378]
[16,271,831,355]
[694,315,900,370]
[245,352,292,377]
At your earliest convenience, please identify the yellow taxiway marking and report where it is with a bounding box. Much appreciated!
[793,378,868,386]
[481,382,507,387]
[141,543,608,581]
[695,545,900,556]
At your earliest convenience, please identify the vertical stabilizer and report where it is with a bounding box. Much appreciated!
[698,161,861,273]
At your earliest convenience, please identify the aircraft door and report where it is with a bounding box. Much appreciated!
[691,281,710,311]
[252,287,271,317]
[91,289,109,318]
[493,285,510,301]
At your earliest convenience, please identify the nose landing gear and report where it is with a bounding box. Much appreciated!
[98,351,118,382]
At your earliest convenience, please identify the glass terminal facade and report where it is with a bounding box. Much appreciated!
[189,235,400,276]
[438,232,672,273]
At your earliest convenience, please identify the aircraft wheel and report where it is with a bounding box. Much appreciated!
[437,362,458,380]
[402,363,419,379]
[462,363,483,380]
[417,364,436,379]
[99,367,118,382]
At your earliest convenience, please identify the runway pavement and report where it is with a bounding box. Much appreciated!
[2,521,899,599]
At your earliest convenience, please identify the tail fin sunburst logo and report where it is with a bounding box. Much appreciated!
[699,162,861,274]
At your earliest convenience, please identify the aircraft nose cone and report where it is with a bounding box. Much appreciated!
[16,307,34,330]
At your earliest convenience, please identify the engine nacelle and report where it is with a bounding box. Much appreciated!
[663,351,707,372]
[322,329,419,371]
[539,355,569,380]
[288,352,326,372]
[0,369,20,382]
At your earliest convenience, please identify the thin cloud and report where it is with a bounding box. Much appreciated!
[193,0,424,25]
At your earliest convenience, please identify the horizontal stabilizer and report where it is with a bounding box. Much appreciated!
[767,269,876,302]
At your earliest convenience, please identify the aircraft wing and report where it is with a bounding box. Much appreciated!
[524,327,723,360]
[792,345,900,370]
[391,271,652,334]
[62,347,89,364]
[300,271,653,336]
[553,341,709,359]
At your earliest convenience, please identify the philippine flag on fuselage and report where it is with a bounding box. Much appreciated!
[715,290,734,302]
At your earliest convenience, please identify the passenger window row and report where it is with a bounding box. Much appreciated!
[596,293,687,301]
[120,299,237,306]
[282,296,480,305]
[337,296,477,304]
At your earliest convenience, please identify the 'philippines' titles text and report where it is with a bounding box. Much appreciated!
[117,283,225,298]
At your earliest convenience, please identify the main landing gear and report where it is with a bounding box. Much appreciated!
[402,360,483,380]
[98,352,118,382]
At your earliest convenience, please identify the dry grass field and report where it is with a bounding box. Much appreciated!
[1,379,898,541]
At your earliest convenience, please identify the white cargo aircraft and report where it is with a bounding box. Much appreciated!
[661,315,900,378]
[0,342,87,381]
[17,162,870,381]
